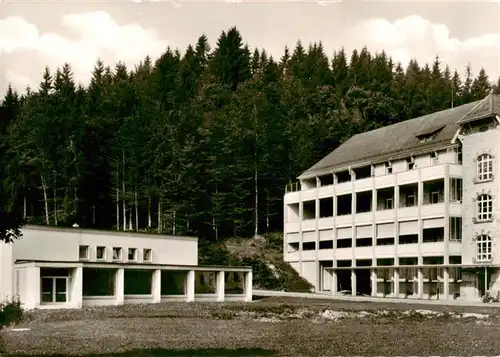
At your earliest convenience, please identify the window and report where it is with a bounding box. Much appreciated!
[476,235,492,262]
[143,248,152,262]
[430,190,440,204]
[96,246,106,260]
[450,178,463,203]
[113,247,122,261]
[454,146,463,164]
[406,157,415,170]
[79,245,89,260]
[477,194,493,221]
[450,217,462,241]
[128,248,137,261]
[406,193,416,207]
[477,154,493,181]
[385,197,393,210]
[385,162,392,174]
[431,151,439,164]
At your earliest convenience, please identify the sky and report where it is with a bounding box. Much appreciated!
[1,0,499,95]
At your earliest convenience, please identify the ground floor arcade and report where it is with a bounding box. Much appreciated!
[13,261,252,309]
[322,265,500,301]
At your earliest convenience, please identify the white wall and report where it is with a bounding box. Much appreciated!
[461,128,500,265]
[301,261,318,291]
[13,226,198,266]
[0,242,13,301]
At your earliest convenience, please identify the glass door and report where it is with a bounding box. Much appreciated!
[40,277,68,303]
[55,277,68,302]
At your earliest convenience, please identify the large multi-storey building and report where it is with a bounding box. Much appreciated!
[283,94,500,301]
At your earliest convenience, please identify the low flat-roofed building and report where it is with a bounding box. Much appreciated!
[0,225,252,309]
[284,93,500,301]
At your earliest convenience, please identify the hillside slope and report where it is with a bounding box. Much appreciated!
[199,233,313,292]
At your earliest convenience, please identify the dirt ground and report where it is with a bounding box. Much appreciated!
[2,297,500,356]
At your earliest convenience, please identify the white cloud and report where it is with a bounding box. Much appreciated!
[346,15,500,79]
[0,12,168,94]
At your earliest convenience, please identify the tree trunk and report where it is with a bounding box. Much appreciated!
[41,174,50,225]
[266,189,270,232]
[157,198,162,233]
[116,170,120,230]
[148,196,152,228]
[122,149,126,232]
[23,195,27,219]
[173,210,176,236]
[253,101,259,238]
[92,199,96,225]
[135,190,139,231]
[254,163,258,237]
[53,173,58,226]
[128,209,133,231]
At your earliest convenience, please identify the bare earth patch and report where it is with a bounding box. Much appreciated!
[3,297,500,356]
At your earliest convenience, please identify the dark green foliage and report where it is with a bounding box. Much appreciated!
[0,26,498,244]
[0,299,23,327]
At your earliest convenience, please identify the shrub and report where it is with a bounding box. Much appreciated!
[0,298,23,327]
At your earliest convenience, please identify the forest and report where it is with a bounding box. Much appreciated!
[1,27,499,242]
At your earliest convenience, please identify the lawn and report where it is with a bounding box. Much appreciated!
[3,297,500,356]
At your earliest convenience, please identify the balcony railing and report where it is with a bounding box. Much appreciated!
[285,181,301,193]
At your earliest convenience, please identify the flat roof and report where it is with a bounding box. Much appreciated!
[23,224,198,241]
[14,259,252,272]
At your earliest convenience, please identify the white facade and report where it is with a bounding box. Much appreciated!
[0,225,252,309]
[284,96,500,302]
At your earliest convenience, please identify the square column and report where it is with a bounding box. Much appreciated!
[70,266,83,308]
[152,269,161,303]
[23,266,40,309]
[371,269,377,297]
[186,270,195,302]
[216,271,225,302]
[244,271,253,302]
[443,268,449,301]
[351,269,357,296]
[115,268,124,305]
[393,268,400,297]
[331,270,338,296]
[417,268,424,299]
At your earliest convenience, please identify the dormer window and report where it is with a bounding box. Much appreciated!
[431,151,439,164]
[385,162,392,174]
[406,157,415,170]
[416,124,445,143]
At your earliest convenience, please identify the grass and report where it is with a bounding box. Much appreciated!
[3,297,500,356]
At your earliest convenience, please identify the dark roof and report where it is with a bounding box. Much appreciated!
[299,94,500,179]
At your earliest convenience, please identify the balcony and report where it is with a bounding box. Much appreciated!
[286,251,299,261]
[398,206,418,220]
[318,249,334,260]
[284,190,301,204]
[397,243,419,256]
[420,164,446,181]
[335,247,353,260]
[375,244,395,258]
[302,219,316,232]
[336,215,352,226]
[285,222,300,233]
[318,217,334,230]
[421,242,445,256]
[421,203,445,218]
[354,246,373,259]
[302,250,316,261]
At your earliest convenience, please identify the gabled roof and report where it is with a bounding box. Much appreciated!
[456,94,500,125]
[299,94,500,179]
